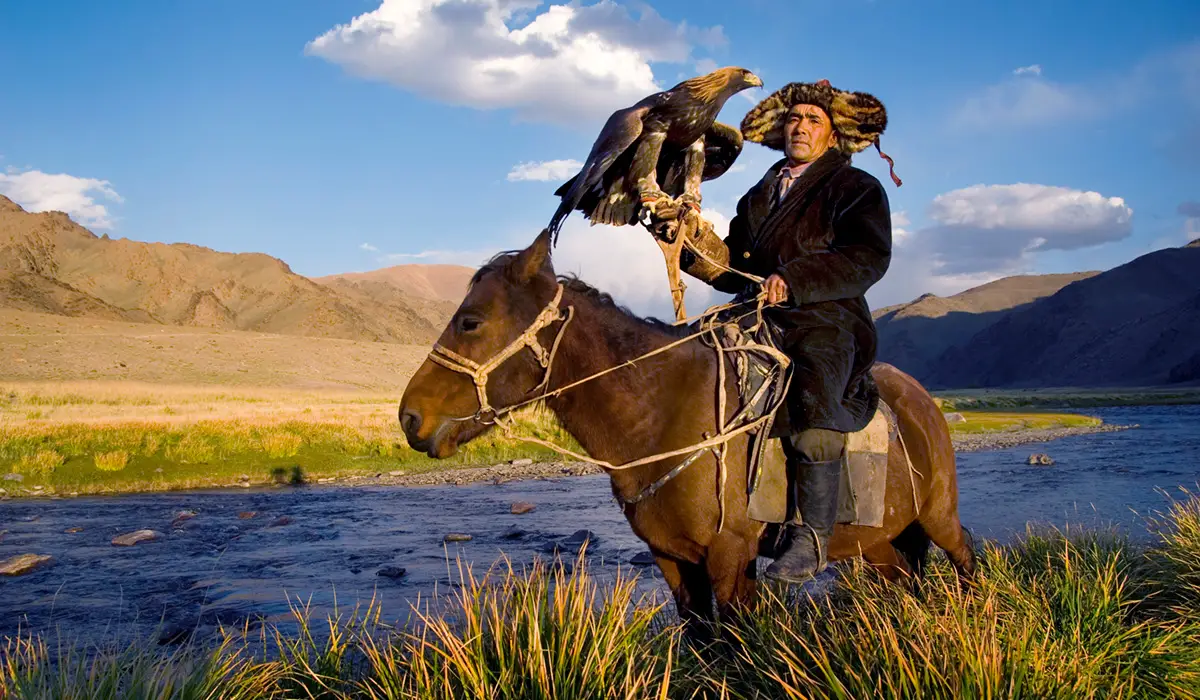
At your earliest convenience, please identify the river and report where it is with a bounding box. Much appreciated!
[1,405,1198,648]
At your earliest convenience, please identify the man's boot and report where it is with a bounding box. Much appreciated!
[765,457,843,583]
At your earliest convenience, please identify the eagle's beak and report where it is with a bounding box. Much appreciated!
[747,73,763,88]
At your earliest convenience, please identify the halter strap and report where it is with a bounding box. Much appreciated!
[427,284,572,422]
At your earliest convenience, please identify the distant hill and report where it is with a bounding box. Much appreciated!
[928,244,1200,388]
[314,265,473,304]
[0,195,463,344]
[873,272,1098,381]
[313,265,473,334]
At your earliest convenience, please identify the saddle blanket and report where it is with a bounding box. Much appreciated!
[747,402,896,528]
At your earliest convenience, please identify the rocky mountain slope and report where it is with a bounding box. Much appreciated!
[0,196,469,344]
[875,243,1200,388]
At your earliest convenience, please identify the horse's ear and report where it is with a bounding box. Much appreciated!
[510,229,554,283]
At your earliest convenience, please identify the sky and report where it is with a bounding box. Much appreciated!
[1,0,1197,319]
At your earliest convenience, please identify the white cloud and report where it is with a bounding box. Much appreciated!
[507,159,583,182]
[1012,64,1042,76]
[306,0,726,124]
[917,183,1132,275]
[0,169,122,229]
[552,211,732,320]
[360,242,379,252]
[867,185,1133,307]
[890,211,912,246]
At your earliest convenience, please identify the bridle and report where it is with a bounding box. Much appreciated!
[420,275,791,534]
[426,283,573,424]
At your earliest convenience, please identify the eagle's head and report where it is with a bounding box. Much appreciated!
[688,66,763,102]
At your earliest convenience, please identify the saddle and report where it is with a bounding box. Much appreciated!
[712,317,901,529]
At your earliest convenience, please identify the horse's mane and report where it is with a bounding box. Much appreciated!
[472,251,693,341]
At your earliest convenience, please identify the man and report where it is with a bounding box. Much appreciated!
[683,79,897,583]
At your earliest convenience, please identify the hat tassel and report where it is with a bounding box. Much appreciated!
[875,141,902,187]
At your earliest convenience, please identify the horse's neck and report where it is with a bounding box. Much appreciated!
[545,290,713,478]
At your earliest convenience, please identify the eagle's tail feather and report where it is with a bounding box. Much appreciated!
[547,199,574,245]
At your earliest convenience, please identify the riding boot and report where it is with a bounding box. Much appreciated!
[765,458,843,583]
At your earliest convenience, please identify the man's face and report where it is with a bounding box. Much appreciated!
[784,103,838,164]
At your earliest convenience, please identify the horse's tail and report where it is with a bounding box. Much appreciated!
[892,521,931,578]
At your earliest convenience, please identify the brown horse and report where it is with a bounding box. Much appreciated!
[399,231,976,631]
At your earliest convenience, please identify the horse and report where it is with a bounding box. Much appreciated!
[399,230,976,635]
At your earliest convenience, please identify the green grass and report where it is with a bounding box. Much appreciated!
[946,410,1104,434]
[0,407,579,496]
[938,387,1200,410]
[4,489,1199,699]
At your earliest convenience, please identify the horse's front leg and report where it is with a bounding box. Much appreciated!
[706,530,760,623]
[654,554,715,644]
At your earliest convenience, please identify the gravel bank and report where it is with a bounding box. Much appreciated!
[950,422,1137,453]
[351,423,1139,487]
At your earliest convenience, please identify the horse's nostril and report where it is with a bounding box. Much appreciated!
[399,407,422,438]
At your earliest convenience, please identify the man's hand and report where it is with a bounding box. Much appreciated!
[765,274,789,305]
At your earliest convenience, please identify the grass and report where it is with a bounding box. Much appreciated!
[0,381,579,496]
[946,410,1103,434]
[3,489,1199,699]
[937,387,1200,410]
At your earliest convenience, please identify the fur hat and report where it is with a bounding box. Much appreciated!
[741,79,901,186]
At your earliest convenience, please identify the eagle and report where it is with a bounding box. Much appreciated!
[547,66,762,242]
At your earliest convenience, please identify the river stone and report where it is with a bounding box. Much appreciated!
[511,458,534,467]
[270,516,294,527]
[4,473,23,482]
[1,554,53,576]
[65,526,83,534]
[377,566,408,579]
[1027,453,1055,466]
[563,529,596,545]
[171,510,197,526]
[630,551,655,566]
[502,527,527,540]
[318,478,335,484]
[238,511,257,520]
[389,470,404,477]
[0,530,6,542]
[112,529,162,546]
[444,533,473,542]
[510,501,536,515]
[943,412,967,423]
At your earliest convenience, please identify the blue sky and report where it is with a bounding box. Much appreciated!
[1,0,1197,317]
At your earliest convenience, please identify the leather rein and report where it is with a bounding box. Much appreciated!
[423,281,791,531]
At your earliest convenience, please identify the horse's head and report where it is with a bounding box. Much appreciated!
[399,230,563,458]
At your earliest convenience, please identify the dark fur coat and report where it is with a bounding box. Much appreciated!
[701,149,892,435]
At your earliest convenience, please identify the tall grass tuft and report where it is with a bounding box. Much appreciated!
[362,548,677,699]
[259,431,303,459]
[93,450,129,471]
[13,449,63,476]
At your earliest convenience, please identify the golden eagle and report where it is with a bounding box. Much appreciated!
[547,66,762,242]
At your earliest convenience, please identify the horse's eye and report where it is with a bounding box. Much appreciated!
[458,316,482,333]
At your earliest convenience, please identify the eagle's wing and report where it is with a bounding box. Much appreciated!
[700,121,744,181]
[656,121,745,197]
[548,97,661,240]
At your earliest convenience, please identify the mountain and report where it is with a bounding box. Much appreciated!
[0,195,463,344]
[314,265,473,304]
[912,244,1200,388]
[873,272,1098,381]
[313,265,473,333]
